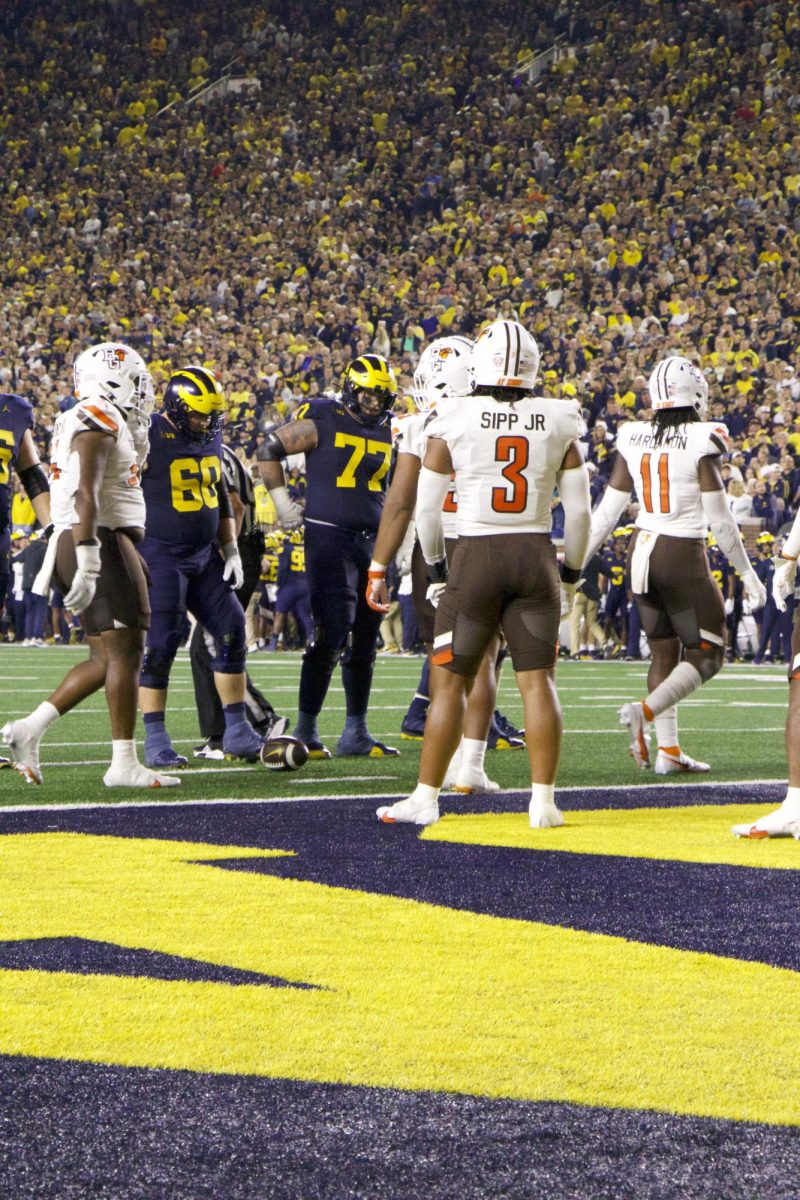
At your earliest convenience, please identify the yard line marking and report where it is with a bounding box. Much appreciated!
[0,777,787,815]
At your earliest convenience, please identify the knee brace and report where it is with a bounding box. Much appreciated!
[686,643,724,683]
[341,637,377,672]
[140,645,177,689]
[211,627,248,674]
[305,622,344,674]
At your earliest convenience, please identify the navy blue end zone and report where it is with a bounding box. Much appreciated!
[1,784,797,1198]
[2,1056,799,1200]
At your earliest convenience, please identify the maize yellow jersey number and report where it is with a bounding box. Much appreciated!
[291,547,305,572]
[170,456,221,512]
[0,429,14,485]
[334,433,391,491]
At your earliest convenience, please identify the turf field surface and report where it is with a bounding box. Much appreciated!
[1,649,798,1199]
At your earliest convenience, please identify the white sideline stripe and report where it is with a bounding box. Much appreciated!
[27,727,788,750]
[0,777,787,815]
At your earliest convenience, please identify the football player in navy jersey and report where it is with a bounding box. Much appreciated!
[257,354,399,757]
[139,367,264,767]
[0,390,52,594]
[0,391,51,768]
[267,528,313,651]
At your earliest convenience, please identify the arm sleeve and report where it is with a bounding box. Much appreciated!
[416,466,451,565]
[557,463,592,574]
[700,488,754,577]
[584,486,631,563]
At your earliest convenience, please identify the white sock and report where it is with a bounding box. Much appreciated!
[444,746,462,781]
[781,787,800,816]
[26,701,60,738]
[413,783,441,806]
[110,739,140,770]
[654,706,679,749]
[645,663,702,719]
[459,738,487,774]
[530,783,556,809]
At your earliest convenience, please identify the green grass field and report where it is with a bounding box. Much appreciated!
[0,646,787,806]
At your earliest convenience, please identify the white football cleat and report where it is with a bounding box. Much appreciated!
[103,765,182,788]
[529,799,564,829]
[2,720,43,785]
[451,770,500,794]
[732,803,800,839]
[619,702,651,769]
[655,749,710,775]
[376,794,440,825]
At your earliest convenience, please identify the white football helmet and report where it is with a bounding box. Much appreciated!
[73,342,155,418]
[469,320,540,391]
[412,336,473,411]
[648,356,708,418]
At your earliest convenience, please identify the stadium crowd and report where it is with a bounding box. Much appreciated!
[1,0,800,657]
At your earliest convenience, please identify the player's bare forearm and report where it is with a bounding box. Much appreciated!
[258,460,286,491]
[72,430,113,543]
[32,491,52,530]
[373,454,420,565]
[218,516,237,548]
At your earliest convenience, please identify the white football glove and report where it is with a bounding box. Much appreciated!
[63,541,102,613]
[426,581,447,608]
[222,543,244,590]
[741,568,767,615]
[560,582,577,618]
[128,409,151,468]
[773,557,798,613]
[271,485,303,531]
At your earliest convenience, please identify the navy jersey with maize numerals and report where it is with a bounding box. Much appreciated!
[0,394,34,534]
[141,413,223,550]
[293,399,392,532]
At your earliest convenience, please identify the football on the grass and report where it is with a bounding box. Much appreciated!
[260,735,309,771]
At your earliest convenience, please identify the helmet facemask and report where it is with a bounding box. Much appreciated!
[163,366,226,446]
[341,354,398,427]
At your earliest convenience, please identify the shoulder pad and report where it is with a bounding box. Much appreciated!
[75,398,121,436]
[695,421,732,456]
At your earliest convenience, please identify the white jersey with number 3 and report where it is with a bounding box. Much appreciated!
[49,397,145,531]
[423,395,584,536]
[615,419,731,538]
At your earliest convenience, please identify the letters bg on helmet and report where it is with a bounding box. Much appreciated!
[73,342,155,417]
[412,336,473,411]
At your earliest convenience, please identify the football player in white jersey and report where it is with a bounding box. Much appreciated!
[367,335,510,793]
[585,355,766,774]
[732,516,800,838]
[377,319,591,827]
[2,343,181,789]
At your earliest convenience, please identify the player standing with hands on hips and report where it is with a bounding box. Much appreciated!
[377,319,591,827]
